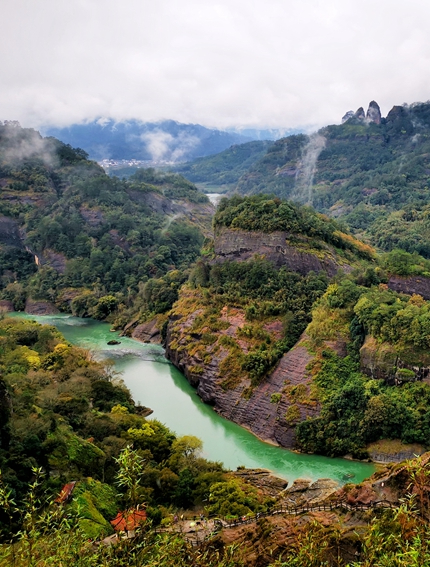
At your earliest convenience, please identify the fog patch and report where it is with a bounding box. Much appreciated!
[1,120,58,167]
[140,129,200,162]
[291,133,326,205]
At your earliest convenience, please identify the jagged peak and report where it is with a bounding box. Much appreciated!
[341,111,354,124]
[342,102,381,124]
[366,101,381,124]
[354,107,366,120]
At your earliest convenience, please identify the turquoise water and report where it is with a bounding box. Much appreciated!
[10,313,375,484]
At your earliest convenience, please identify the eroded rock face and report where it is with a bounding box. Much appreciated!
[388,274,430,300]
[79,206,104,227]
[360,335,430,384]
[0,300,14,312]
[37,249,67,274]
[367,441,426,464]
[366,101,382,124]
[165,225,358,447]
[25,299,59,315]
[354,107,366,120]
[214,228,351,277]
[281,478,339,507]
[232,469,289,498]
[165,322,319,448]
[342,110,355,123]
[0,216,24,248]
[131,318,161,344]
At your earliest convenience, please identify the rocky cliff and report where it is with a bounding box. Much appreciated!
[360,335,430,384]
[214,227,353,277]
[387,274,430,300]
[166,317,318,447]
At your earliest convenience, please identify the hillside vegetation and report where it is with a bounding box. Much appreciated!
[172,140,273,191]
[0,317,280,543]
[167,195,376,391]
[0,122,212,327]
[177,101,430,258]
[165,195,430,460]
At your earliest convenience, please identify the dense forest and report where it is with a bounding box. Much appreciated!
[0,122,212,329]
[0,317,277,554]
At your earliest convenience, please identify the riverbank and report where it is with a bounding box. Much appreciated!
[7,313,375,484]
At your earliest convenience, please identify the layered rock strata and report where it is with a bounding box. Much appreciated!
[166,310,318,448]
[214,227,352,277]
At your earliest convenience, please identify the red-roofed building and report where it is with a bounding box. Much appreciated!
[110,508,147,537]
[55,481,76,504]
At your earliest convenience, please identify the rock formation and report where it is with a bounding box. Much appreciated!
[342,101,381,125]
[214,227,352,277]
[166,329,319,448]
[24,299,60,315]
[165,222,361,449]
[341,110,355,123]
[354,107,366,120]
[366,101,382,124]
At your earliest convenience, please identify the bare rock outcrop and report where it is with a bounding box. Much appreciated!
[232,468,289,498]
[342,102,381,125]
[37,249,67,274]
[354,107,366,120]
[281,478,339,507]
[166,323,319,448]
[0,300,14,312]
[25,299,59,315]
[360,335,430,384]
[366,101,382,124]
[387,274,430,299]
[131,318,161,344]
[214,227,352,277]
[0,216,24,248]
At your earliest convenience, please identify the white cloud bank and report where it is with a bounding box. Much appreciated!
[1,0,430,130]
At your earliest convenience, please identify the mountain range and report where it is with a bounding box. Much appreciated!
[42,119,256,163]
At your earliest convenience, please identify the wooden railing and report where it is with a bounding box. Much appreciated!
[163,498,396,547]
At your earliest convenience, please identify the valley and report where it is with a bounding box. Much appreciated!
[3,106,430,565]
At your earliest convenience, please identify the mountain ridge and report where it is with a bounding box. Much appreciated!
[42,118,254,163]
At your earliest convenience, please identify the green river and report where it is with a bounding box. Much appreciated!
[11,313,375,485]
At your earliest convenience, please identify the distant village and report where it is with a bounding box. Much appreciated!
[99,158,174,173]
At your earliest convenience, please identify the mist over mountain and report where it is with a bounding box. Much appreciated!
[42,119,257,163]
[226,126,304,140]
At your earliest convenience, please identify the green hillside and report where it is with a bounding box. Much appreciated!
[168,195,430,461]
[177,101,430,257]
[171,140,273,191]
[0,122,212,325]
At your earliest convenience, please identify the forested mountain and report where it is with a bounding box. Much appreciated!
[4,123,430,565]
[171,140,273,191]
[166,194,430,461]
[179,100,430,257]
[0,121,213,326]
[43,119,251,162]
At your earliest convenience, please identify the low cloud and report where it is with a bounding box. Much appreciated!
[1,0,430,131]
[140,130,200,162]
[2,121,57,166]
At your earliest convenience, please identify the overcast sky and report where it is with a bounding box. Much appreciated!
[1,0,430,131]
